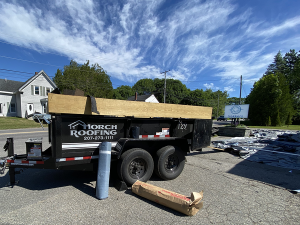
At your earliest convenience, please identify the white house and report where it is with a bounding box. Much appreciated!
[127,93,159,103]
[0,70,57,118]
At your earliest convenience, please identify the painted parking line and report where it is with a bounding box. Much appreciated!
[0,130,48,135]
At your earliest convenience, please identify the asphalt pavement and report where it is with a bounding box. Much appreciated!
[0,128,299,224]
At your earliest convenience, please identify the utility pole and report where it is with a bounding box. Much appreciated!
[239,75,242,105]
[161,70,170,103]
[238,75,242,125]
[217,92,219,118]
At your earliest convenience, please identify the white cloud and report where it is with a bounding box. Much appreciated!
[0,0,299,89]
[224,86,235,92]
[203,83,220,91]
[254,16,300,37]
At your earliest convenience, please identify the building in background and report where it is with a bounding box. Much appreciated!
[127,93,159,103]
[0,70,57,118]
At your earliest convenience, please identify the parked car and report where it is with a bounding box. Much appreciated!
[217,116,227,121]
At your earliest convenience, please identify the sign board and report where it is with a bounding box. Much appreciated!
[224,104,249,119]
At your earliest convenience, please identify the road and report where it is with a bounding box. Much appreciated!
[0,128,300,224]
[0,128,50,157]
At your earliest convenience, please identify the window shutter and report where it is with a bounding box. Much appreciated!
[31,85,34,95]
[43,87,45,96]
[40,86,42,96]
[7,102,10,113]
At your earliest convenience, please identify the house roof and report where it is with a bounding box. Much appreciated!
[127,94,153,101]
[0,70,56,94]
[18,70,57,91]
[0,79,24,92]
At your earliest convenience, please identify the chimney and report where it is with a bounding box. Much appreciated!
[35,72,38,75]
[5,78,7,82]
[135,92,138,100]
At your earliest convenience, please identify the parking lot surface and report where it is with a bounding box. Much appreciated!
[0,135,300,224]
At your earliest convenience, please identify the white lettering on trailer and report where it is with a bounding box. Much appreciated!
[69,123,118,138]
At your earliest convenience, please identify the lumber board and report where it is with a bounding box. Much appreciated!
[48,93,212,119]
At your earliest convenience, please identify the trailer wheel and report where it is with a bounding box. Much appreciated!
[118,148,154,186]
[154,145,185,180]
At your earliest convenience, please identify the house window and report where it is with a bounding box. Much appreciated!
[46,87,51,95]
[10,103,16,113]
[43,103,47,113]
[35,86,39,95]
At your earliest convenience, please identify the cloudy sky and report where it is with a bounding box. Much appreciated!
[0,0,300,98]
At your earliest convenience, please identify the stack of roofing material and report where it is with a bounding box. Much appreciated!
[212,130,300,170]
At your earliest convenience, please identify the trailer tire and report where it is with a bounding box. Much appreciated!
[118,148,154,186]
[154,145,185,180]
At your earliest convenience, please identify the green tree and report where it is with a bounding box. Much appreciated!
[283,50,300,94]
[182,89,228,117]
[132,79,156,95]
[182,89,206,106]
[265,51,287,75]
[113,85,134,100]
[245,73,294,125]
[53,60,113,98]
[286,112,292,127]
[265,49,300,124]
[267,116,271,126]
[275,111,281,126]
[153,78,190,104]
[226,97,245,105]
[132,78,190,104]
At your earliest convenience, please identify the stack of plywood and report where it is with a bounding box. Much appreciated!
[48,93,212,119]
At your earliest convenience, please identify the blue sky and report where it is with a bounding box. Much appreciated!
[0,0,300,98]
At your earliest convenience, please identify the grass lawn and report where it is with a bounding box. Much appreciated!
[0,117,46,130]
[246,125,300,130]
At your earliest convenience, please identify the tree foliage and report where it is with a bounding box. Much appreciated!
[265,51,286,75]
[183,89,228,117]
[132,78,189,104]
[153,78,190,104]
[263,49,300,124]
[113,85,134,100]
[53,60,113,98]
[226,97,245,105]
[245,73,294,125]
[130,78,228,117]
[132,79,156,95]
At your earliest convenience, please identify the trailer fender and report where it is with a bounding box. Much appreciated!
[115,138,189,159]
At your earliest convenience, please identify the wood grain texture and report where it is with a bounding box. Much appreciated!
[48,93,212,119]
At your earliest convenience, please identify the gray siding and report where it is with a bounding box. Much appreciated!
[0,93,17,117]
[20,73,55,118]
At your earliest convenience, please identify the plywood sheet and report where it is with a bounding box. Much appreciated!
[48,93,212,119]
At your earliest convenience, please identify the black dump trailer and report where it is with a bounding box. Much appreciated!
[1,114,212,186]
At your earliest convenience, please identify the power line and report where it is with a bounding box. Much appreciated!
[0,55,63,68]
[0,68,34,75]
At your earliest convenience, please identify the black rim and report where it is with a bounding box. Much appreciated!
[128,158,147,179]
[164,154,179,172]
